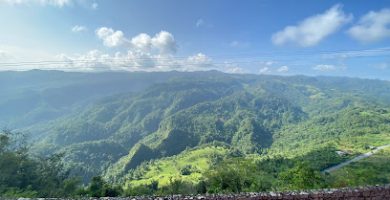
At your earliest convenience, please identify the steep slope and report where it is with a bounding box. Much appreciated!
[104,90,306,180]
[31,77,246,181]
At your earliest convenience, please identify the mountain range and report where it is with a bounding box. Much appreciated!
[2,70,390,187]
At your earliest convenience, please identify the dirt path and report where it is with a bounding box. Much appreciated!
[322,144,390,173]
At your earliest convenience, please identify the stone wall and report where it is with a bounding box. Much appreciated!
[7,185,390,200]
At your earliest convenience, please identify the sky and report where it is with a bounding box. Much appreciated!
[0,0,390,80]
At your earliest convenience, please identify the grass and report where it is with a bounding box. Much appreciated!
[335,133,390,153]
[125,146,228,188]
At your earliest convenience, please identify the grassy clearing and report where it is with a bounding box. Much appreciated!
[125,146,228,188]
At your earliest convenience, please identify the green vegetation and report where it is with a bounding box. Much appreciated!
[2,71,390,196]
[0,130,80,198]
[329,148,390,187]
[121,145,228,187]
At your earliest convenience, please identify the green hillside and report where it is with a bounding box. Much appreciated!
[2,70,390,193]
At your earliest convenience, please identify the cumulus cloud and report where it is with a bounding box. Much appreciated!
[151,31,177,54]
[277,66,289,73]
[78,29,181,71]
[272,4,352,47]
[0,0,72,7]
[129,31,177,54]
[96,27,126,47]
[96,28,178,55]
[313,64,336,71]
[185,53,212,69]
[71,25,87,33]
[131,33,152,52]
[348,9,390,43]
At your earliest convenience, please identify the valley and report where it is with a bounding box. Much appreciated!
[1,70,390,197]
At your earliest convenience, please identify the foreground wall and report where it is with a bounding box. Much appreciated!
[7,185,390,200]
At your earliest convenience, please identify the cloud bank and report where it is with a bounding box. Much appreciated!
[0,0,72,7]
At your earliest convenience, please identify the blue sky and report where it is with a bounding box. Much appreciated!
[0,0,389,79]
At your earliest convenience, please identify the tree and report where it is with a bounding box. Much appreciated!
[88,176,105,197]
[0,130,80,198]
[279,162,326,190]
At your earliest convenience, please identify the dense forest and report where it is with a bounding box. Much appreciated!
[1,70,390,197]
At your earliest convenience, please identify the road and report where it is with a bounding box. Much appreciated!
[322,144,390,173]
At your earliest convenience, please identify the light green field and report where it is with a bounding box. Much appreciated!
[125,146,228,188]
[336,134,390,153]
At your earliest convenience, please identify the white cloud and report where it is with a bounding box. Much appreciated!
[0,0,72,7]
[0,30,228,73]
[196,18,204,28]
[185,53,212,69]
[151,31,177,54]
[313,64,336,71]
[272,4,352,47]
[71,25,87,33]
[131,33,152,52]
[130,31,177,55]
[257,61,274,74]
[66,29,180,71]
[96,28,178,54]
[348,9,390,43]
[96,27,126,47]
[277,66,289,73]
[91,2,97,9]
[50,49,216,72]
[258,67,271,74]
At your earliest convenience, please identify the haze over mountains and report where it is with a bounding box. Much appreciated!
[2,70,390,188]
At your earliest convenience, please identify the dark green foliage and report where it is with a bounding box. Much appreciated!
[180,165,193,175]
[0,130,80,198]
[278,163,326,190]
[83,176,122,197]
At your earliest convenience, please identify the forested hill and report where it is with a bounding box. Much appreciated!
[2,70,390,194]
[0,70,196,128]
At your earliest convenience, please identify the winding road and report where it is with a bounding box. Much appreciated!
[322,144,390,173]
